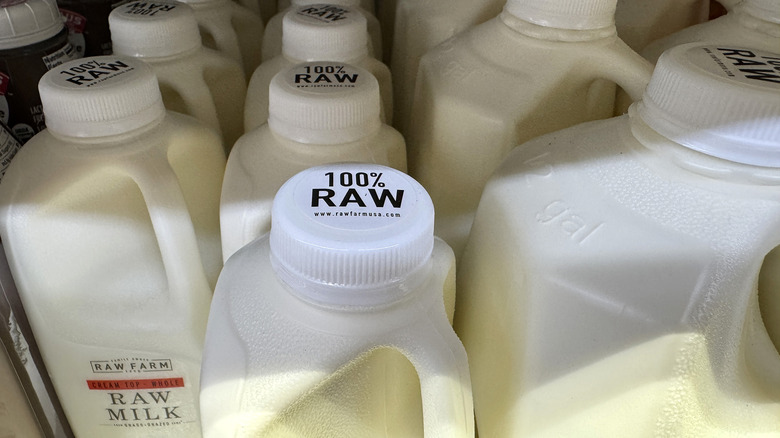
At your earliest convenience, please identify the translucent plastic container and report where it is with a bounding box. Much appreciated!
[407,0,652,258]
[0,56,225,437]
[457,43,780,437]
[222,61,405,261]
[201,163,472,438]
[110,0,247,152]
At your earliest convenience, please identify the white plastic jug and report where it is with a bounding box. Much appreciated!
[262,1,382,62]
[457,43,780,437]
[244,5,392,131]
[222,61,405,261]
[177,0,264,78]
[110,1,247,152]
[643,0,780,63]
[390,0,504,135]
[407,0,652,258]
[201,163,473,438]
[614,0,709,52]
[0,56,225,437]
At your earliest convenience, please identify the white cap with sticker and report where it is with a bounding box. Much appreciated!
[109,1,202,58]
[270,163,434,306]
[637,43,780,167]
[282,4,368,62]
[38,56,165,138]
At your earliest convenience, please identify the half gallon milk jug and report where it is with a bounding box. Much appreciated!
[201,163,473,438]
[110,0,247,151]
[244,6,392,131]
[391,0,504,135]
[643,0,780,64]
[407,0,653,258]
[262,0,382,62]
[177,0,264,78]
[0,55,226,437]
[0,0,78,142]
[222,61,405,261]
[456,43,780,437]
[614,0,709,52]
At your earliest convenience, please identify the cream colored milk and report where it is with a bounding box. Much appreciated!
[614,0,709,52]
[456,44,780,437]
[177,0,264,78]
[0,56,225,437]
[244,6,392,131]
[262,1,382,62]
[407,0,652,258]
[110,1,247,152]
[222,61,405,261]
[201,163,471,438]
[642,0,780,63]
[391,0,504,135]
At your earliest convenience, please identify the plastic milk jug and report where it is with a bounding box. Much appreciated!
[201,162,473,438]
[0,55,226,437]
[222,61,405,261]
[110,0,247,151]
[407,0,653,258]
[0,0,79,142]
[614,0,709,52]
[643,0,780,64]
[262,0,382,62]
[391,0,504,135]
[456,43,780,437]
[177,0,264,79]
[244,5,392,131]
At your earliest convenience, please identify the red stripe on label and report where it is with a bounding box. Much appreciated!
[86,378,185,390]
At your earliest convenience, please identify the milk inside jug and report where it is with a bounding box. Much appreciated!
[614,0,709,52]
[222,61,405,261]
[201,163,472,438]
[262,0,382,62]
[456,43,780,437]
[391,0,505,135]
[0,56,225,437]
[244,5,392,131]
[642,0,780,63]
[407,0,652,258]
[110,0,247,151]
[177,0,264,78]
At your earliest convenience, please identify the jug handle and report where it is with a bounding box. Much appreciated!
[393,313,475,438]
[125,151,212,308]
[200,17,244,71]
[593,40,654,102]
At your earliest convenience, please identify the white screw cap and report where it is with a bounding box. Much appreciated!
[291,0,360,6]
[739,0,780,24]
[503,0,617,30]
[282,4,368,61]
[0,0,64,50]
[636,43,780,167]
[268,61,381,144]
[39,56,165,137]
[109,1,202,58]
[270,163,435,307]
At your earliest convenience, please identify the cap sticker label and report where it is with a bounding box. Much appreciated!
[57,59,135,87]
[296,5,351,23]
[120,2,178,16]
[288,63,360,90]
[696,47,780,87]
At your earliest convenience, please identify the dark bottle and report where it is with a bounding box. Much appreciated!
[0,0,79,142]
[58,0,130,57]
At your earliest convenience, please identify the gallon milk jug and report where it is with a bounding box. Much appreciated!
[407,0,652,258]
[201,162,473,438]
[262,0,382,62]
[0,0,79,142]
[110,0,247,151]
[244,5,392,131]
[614,0,709,52]
[456,43,780,437]
[0,55,226,437]
[222,61,405,261]
[391,0,504,135]
[177,0,264,78]
[643,0,780,64]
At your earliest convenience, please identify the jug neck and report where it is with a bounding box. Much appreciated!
[499,9,616,42]
[48,112,166,146]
